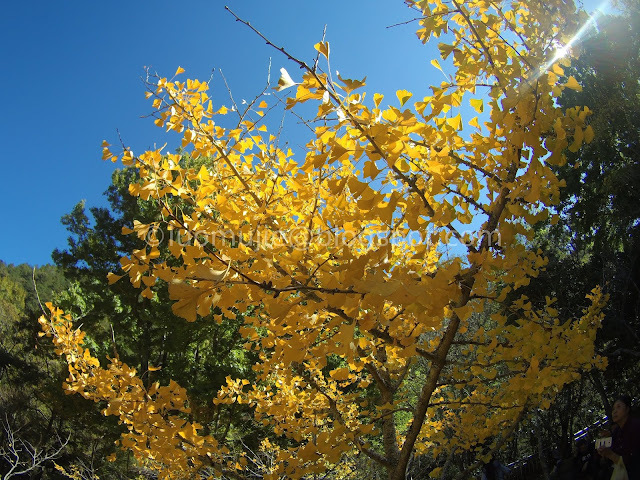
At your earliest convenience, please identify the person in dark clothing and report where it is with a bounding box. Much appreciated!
[551,448,576,480]
[575,439,598,480]
[481,457,510,480]
[597,395,640,479]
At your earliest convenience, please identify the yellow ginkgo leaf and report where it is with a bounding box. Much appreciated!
[101,147,113,160]
[438,42,455,60]
[564,76,582,91]
[584,125,594,143]
[175,66,185,76]
[552,63,564,76]
[276,68,298,91]
[470,98,483,113]
[314,41,330,59]
[446,114,462,130]
[336,73,366,93]
[396,89,413,106]
[107,273,122,285]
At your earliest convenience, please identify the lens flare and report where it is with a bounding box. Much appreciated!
[543,1,609,71]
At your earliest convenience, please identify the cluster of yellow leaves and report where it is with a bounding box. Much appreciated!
[65,0,605,478]
[38,304,241,480]
[415,287,608,459]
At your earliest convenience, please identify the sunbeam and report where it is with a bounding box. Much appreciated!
[544,0,610,71]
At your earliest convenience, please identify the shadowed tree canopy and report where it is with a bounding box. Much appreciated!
[526,0,640,406]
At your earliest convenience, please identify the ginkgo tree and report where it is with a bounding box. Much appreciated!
[40,0,608,479]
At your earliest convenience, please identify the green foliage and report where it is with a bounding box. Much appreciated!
[0,263,123,479]
[520,0,640,463]
[0,261,66,316]
[555,2,640,255]
[53,161,265,454]
[548,0,640,381]
[0,274,29,378]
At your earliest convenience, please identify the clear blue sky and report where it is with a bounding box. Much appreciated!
[0,0,610,267]
[1,0,439,266]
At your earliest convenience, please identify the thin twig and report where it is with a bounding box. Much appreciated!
[313,25,327,73]
[386,16,426,28]
[32,267,46,317]
[218,69,241,121]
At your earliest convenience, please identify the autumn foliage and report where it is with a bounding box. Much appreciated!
[40,0,608,478]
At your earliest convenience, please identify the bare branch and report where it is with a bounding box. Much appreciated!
[1,414,70,480]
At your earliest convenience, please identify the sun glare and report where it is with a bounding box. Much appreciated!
[546,1,610,68]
